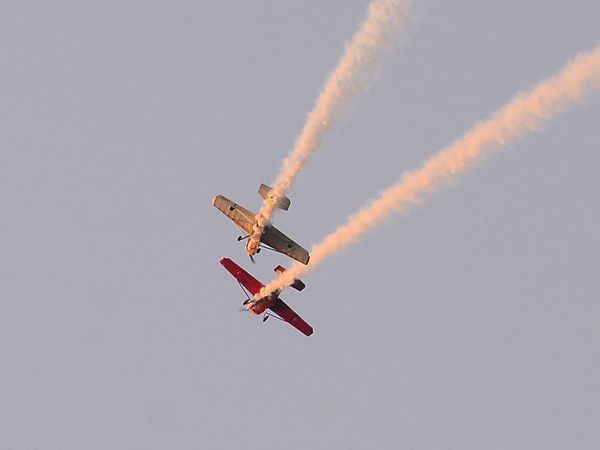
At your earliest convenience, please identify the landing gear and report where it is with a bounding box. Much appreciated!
[237,234,249,242]
[262,315,269,322]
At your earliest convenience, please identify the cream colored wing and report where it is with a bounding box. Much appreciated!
[212,194,256,235]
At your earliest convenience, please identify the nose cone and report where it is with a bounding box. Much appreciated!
[247,302,262,315]
[246,239,259,255]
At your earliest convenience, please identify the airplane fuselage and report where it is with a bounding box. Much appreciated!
[245,235,260,257]
[246,291,281,315]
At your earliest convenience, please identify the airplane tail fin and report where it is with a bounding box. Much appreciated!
[274,265,305,291]
[258,183,291,211]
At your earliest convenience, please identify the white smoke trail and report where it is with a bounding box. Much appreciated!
[258,45,600,298]
[246,0,413,257]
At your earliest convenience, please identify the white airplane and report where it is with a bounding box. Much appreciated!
[212,184,310,265]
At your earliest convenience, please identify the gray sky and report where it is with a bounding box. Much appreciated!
[2,1,599,449]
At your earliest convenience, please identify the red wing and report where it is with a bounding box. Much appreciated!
[269,298,313,337]
[219,258,264,296]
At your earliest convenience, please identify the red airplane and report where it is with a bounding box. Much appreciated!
[219,257,313,336]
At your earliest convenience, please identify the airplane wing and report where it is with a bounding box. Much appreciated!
[212,195,256,235]
[269,298,314,336]
[261,225,310,265]
[219,257,263,296]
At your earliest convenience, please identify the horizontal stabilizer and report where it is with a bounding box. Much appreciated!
[274,265,306,292]
[258,183,291,211]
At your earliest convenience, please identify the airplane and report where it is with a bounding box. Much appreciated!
[220,257,313,336]
[212,183,310,265]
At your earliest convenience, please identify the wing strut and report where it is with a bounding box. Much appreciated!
[257,244,280,254]
[264,312,285,322]
[236,281,253,305]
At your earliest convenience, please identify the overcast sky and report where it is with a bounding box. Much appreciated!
[2,1,599,449]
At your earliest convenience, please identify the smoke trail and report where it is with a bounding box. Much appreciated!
[257,46,600,298]
[246,0,413,257]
